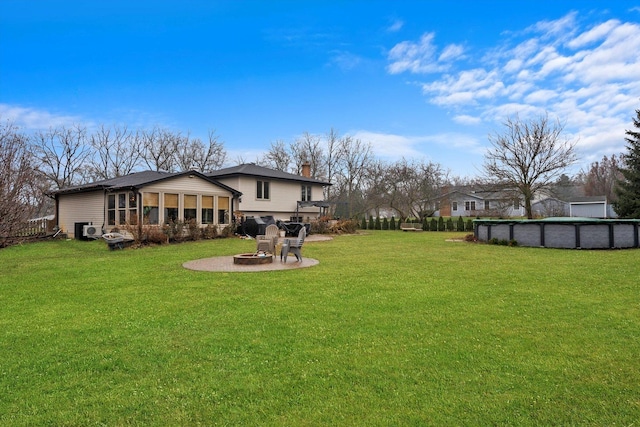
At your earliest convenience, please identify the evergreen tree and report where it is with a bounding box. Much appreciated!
[360,217,367,230]
[389,216,396,231]
[457,216,465,232]
[382,217,389,230]
[375,216,381,230]
[446,218,454,231]
[466,218,474,231]
[614,108,640,218]
[438,216,444,231]
[422,216,428,231]
[368,216,375,230]
[430,218,437,231]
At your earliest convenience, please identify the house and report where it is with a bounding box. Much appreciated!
[206,163,331,222]
[569,196,617,218]
[434,189,525,218]
[54,170,241,239]
[54,163,332,239]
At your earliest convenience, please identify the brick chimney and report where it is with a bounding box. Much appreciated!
[302,162,311,178]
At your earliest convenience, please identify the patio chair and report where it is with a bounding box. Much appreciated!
[256,224,279,253]
[281,227,306,262]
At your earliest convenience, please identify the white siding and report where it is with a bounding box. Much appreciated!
[215,176,325,221]
[58,191,106,238]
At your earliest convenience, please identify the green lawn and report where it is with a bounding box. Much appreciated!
[1,232,639,425]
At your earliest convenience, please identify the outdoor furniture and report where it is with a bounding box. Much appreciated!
[281,228,306,262]
[256,224,279,253]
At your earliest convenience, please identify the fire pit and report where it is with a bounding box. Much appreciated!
[233,253,273,265]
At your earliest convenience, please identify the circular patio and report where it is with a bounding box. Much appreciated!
[183,255,319,272]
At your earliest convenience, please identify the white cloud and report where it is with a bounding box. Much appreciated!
[387,32,462,74]
[438,44,465,62]
[387,11,640,168]
[453,114,481,125]
[353,130,484,161]
[0,104,83,130]
[387,19,404,32]
[328,50,362,70]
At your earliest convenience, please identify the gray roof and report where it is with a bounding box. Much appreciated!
[54,170,241,196]
[207,163,332,185]
[570,196,607,203]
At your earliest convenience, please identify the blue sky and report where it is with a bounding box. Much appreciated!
[1,1,639,178]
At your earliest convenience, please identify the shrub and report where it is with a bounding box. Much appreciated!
[186,219,201,241]
[162,220,187,243]
[310,219,331,234]
[145,226,169,245]
[430,218,437,231]
[438,217,444,231]
[457,216,465,232]
[220,224,236,238]
[422,217,428,231]
[382,217,389,230]
[466,219,474,231]
[360,217,367,230]
[375,216,381,230]
[368,217,375,230]
[389,216,396,231]
[329,219,358,234]
[201,224,218,239]
[446,218,454,231]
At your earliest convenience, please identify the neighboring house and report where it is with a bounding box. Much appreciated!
[434,189,525,218]
[531,197,570,218]
[54,170,241,239]
[569,196,617,218]
[206,163,331,222]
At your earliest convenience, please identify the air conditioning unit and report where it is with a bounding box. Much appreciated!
[83,224,102,239]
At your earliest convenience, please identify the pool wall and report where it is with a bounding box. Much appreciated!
[474,218,640,249]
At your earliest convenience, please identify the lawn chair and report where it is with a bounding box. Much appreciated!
[256,224,279,253]
[281,227,306,262]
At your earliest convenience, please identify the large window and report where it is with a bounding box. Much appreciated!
[301,185,312,202]
[128,192,137,224]
[452,201,458,211]
[218,196,230,224]
[108,194,116,225]
[202,196,214,224]
[164,193,178,224]
[256,180,270,200]
[184,195,197,222]
[484,200,490,210]
[143,193,159,225]
[465,201,476,211]
[108,192,137,225]
[118,193,127,225]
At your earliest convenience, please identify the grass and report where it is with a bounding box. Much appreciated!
[1,231,639,425]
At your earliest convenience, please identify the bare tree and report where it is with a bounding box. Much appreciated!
[138,127,180,172]
[322,128,342,201]
[579,154,622,201]
[291,132,325,178]
[32,124,92,189]
[261,139,291,171]
[483,113,578,218]
[193,130,227,172]
[335,136,374,218]
[88,124,142,180]
[0,119,39,246]
[382,158,444,219]
[174,130,226,173]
